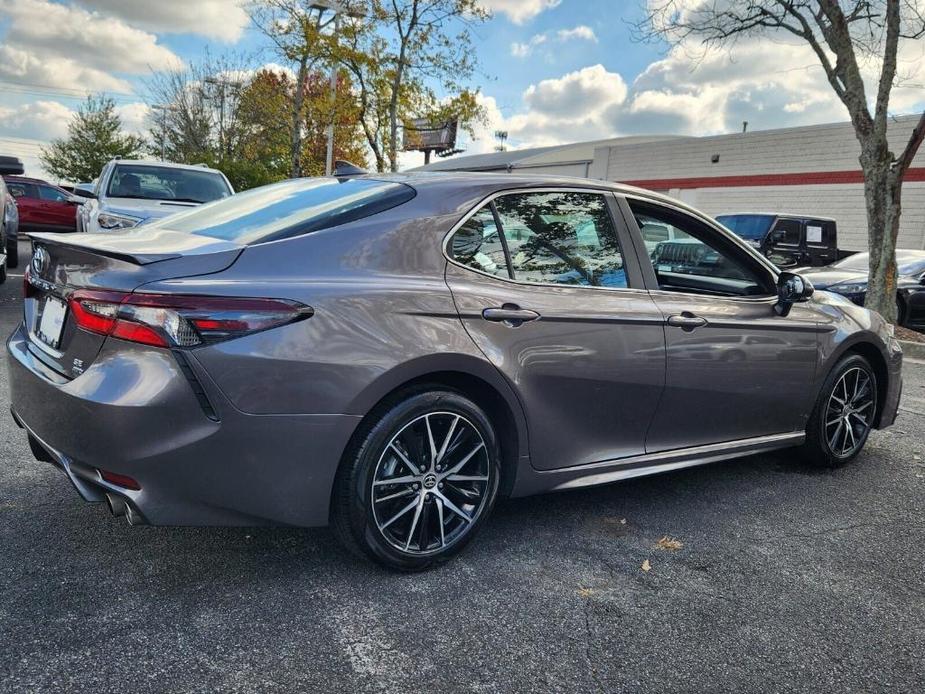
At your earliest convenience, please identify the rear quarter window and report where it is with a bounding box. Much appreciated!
[149,177,416,244]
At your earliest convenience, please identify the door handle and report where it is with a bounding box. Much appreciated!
[666,312,708,331]
[482,304,540,326]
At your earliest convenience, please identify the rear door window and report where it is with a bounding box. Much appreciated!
[7,182,38,199]
[494,191,627,288]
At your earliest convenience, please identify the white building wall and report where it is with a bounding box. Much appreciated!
[595,116,925,250]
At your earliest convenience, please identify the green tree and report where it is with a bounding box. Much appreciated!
[40,95,145,183]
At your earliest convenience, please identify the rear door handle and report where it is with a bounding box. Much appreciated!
[482,304,540,326]
[666,312,708,331]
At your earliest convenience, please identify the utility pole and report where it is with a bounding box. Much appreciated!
[204,76,242,159]
[150,104,173,161]
[324,12,342,177]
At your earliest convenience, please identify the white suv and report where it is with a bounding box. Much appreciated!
[76,160,234,233]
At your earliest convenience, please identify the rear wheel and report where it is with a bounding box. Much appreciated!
[6,237,18,269]
[801,354,877,467]
[332,389,501,571]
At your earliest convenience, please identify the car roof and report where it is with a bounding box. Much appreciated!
[716,212,837,223]
[108,159,226,175]
[3,175,57,187]
[372,170,693,210]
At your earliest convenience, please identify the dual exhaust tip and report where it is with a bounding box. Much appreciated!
[105,493,143,525]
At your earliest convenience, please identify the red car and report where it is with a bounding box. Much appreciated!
[3,176,77,232]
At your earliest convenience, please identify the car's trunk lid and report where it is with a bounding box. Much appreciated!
[25,230,242,378]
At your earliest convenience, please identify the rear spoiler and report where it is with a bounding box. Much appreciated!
[28,229,240,266]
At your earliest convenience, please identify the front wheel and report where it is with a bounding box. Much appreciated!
[332,389,501,571]
[801,354,877,467]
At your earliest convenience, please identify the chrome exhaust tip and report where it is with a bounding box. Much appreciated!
[106,493,127,518]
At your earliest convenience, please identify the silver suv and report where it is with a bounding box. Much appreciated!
[76,160,234,233]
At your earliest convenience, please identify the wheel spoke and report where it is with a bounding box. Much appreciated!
[389,443,420,475]
[374,474,418,487]
[828,420,844,451]
[404,496,426,550]
[435,497,446,548]
[380,497,418,530]
[844,420,857,453]
[436,491,472,523]
[375,487,416,504]
[436,415,460,465]
[424,415,437,468]
[446,474,489,483]
[442,443,485,478]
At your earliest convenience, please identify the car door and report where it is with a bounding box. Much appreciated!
[445,189,667,471]
[6,182,39,227]
[36,185,77,230]
[620,196,820,453]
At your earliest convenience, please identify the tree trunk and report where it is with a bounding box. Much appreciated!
[861,160,900,324]
[290,54,308,178]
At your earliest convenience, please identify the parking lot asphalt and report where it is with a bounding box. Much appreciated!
[1,238,924,693]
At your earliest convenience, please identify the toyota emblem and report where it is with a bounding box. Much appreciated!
[31,246,49,275]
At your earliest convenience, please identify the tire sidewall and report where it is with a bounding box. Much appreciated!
[344,390,501,571]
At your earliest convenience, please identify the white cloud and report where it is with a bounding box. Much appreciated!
[115,102,153,137]
[0,100,73,141]
[75,1,249,42]
[481,0,561,24]
[511,24,598,58]
[556,25,597,43]
[0,0,182,92]
[524,64,627,119]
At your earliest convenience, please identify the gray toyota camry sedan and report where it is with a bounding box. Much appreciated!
[8,173,902,570]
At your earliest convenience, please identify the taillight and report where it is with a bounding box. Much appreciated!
[68,290,312,349]
[23,265,38,299]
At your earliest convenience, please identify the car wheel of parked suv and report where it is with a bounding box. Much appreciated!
[332,389,501,571]
[802,354,877,468]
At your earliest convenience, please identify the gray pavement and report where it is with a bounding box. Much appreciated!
[1,239,924,693]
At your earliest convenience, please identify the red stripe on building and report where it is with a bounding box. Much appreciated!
[621,167,925,190]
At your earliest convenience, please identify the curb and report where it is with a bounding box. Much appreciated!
[899,339,925,360]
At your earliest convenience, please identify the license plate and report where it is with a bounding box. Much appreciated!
[37,297,67,349]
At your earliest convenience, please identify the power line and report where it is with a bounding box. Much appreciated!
[0,80,140,103]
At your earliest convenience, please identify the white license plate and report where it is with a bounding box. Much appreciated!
[37,297,67,349]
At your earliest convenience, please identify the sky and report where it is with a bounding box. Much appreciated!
[1,0,924,179]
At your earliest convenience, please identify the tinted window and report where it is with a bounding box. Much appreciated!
[107,164,231,203]
[449,207,510,279]
[494,192,627,288]
[37,186,69,202]
[630,200,773,297]
[772,219,801,244]
[715,214,775,241]
[150,177,416,244]
[6,182,38,199]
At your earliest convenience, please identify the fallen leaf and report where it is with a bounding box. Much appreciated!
[641,559,651,572]
[577,587,594,598]
[655,536,683,551]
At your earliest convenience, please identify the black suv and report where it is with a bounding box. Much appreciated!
[716,213,840,268]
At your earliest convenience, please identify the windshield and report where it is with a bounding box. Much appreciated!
[147,177,416,244]
[107,164,232,203]
[715,214,775,241]
[833,251,925,275]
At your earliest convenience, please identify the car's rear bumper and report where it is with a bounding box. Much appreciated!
[7,323,360,527]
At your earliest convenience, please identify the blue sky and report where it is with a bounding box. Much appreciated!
[1,0,923,177]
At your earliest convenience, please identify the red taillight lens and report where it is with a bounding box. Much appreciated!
[98,468,141,490]
[23,265,38,299]
[68,291,311,349]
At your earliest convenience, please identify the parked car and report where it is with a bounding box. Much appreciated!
[3,176,78,233]
[799,250,925,330]
[716,213,843,268]
[9,174,902,570]
[75,160,233,232]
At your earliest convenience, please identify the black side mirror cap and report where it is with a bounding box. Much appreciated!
[774,271,814,317]
[71,188,96,199]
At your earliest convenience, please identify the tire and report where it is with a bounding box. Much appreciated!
[332,388,501,571]
[6,237,18,269]
[801,354,877,468]
[0,258,6,284]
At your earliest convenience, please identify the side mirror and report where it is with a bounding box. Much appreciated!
[67,195,85,205]
[769,229,786,243]
[71,188,96,200]
[774,271,814,317]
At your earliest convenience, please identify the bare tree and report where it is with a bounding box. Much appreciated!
[635,0,925,323]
